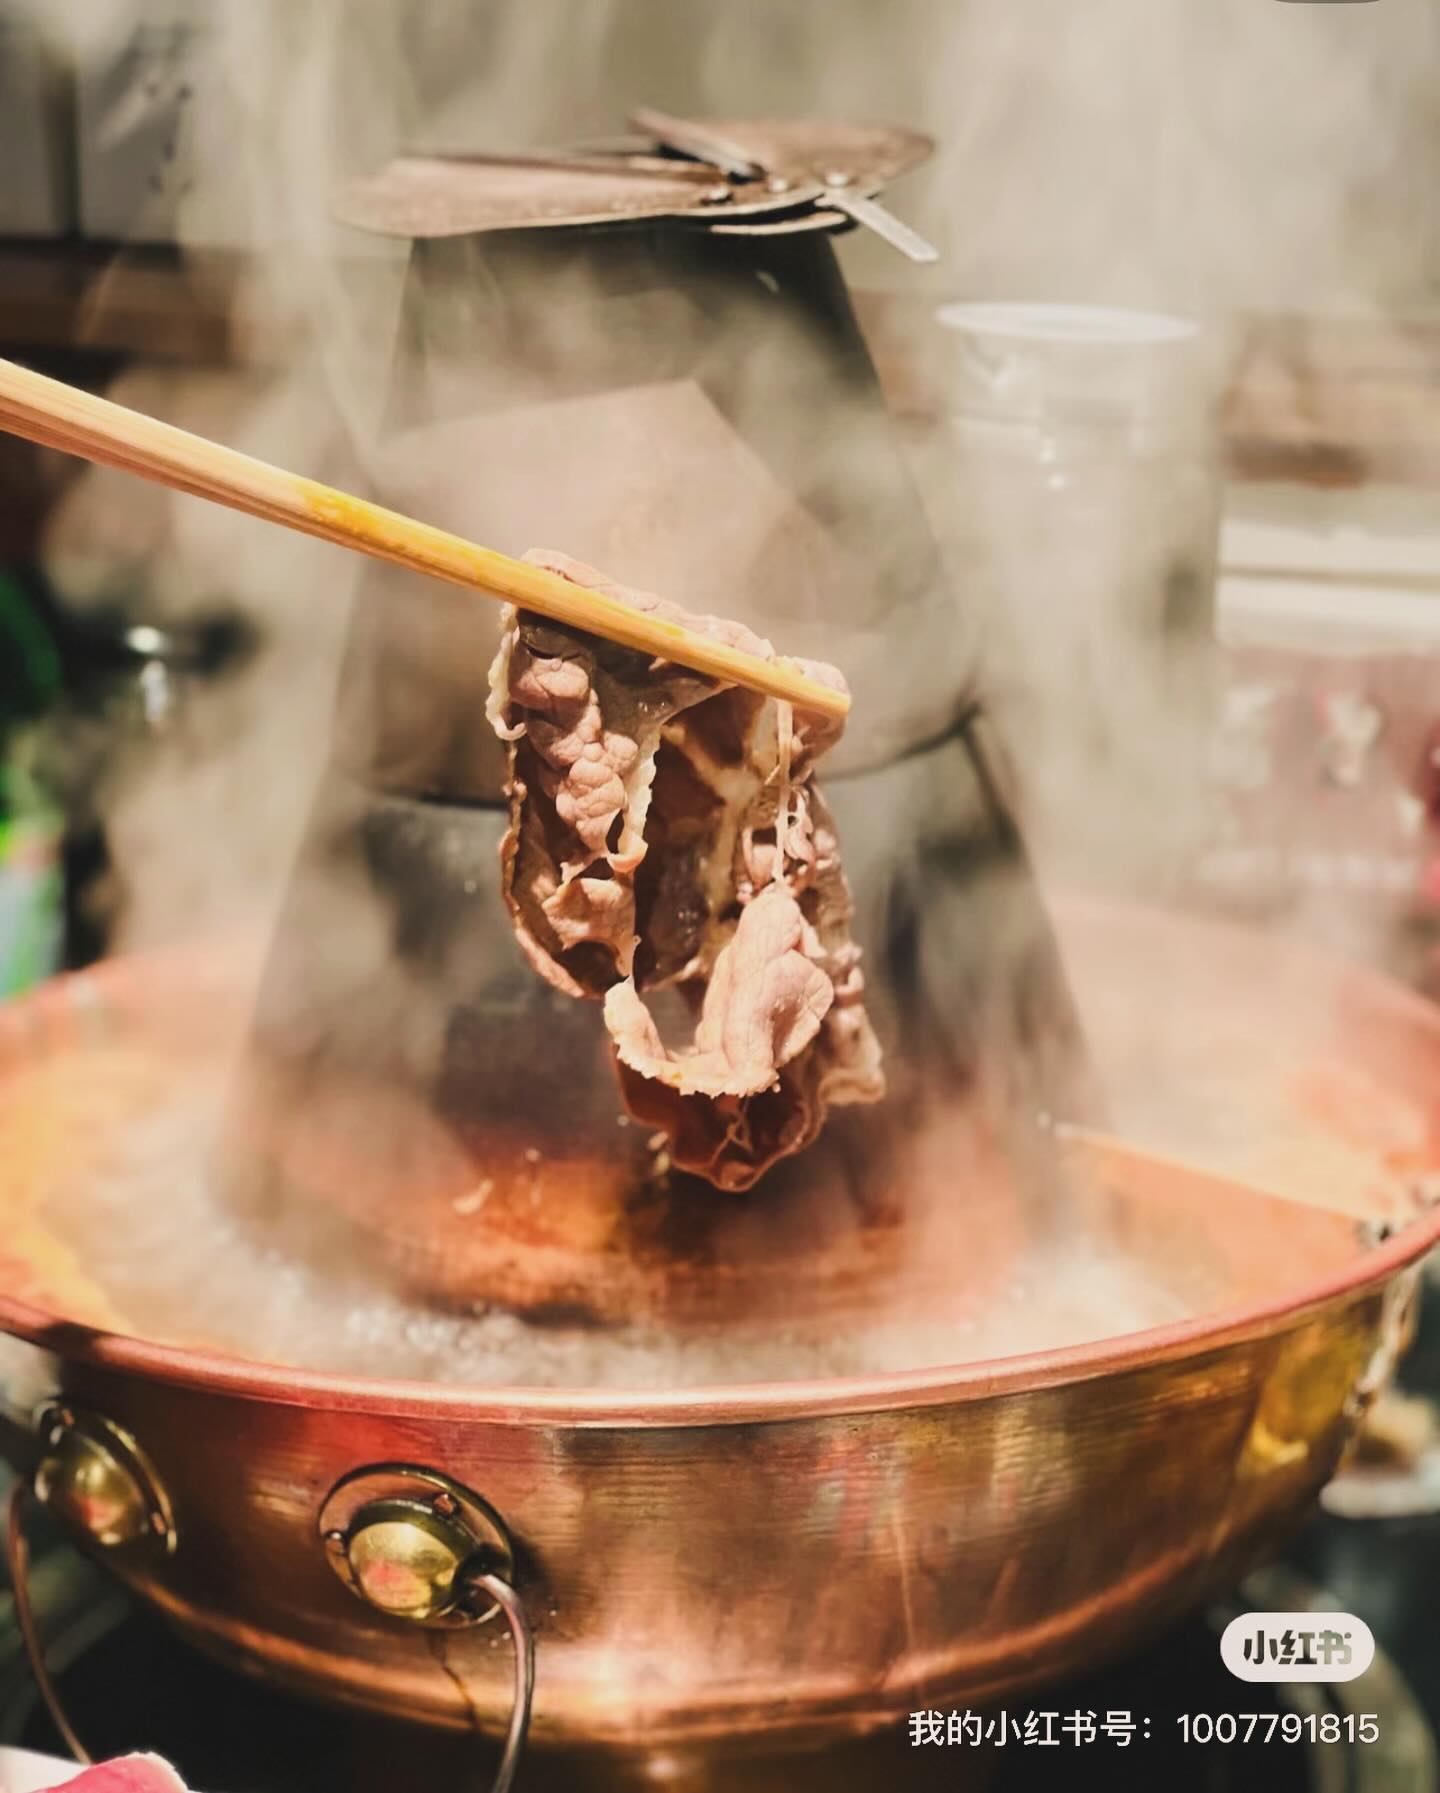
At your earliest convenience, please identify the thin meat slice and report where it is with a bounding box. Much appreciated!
[488,551,884,1192]
[604,885,834,1098]
[39,1757,189,1792]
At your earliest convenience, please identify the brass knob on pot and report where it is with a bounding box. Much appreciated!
[339,1498,476,1622]
[32,1404,176,1555]
[319,1465,515,1629]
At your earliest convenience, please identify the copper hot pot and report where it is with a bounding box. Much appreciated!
[0,902,1437,1754]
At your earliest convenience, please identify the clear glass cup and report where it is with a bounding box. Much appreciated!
[930,302,1226,897]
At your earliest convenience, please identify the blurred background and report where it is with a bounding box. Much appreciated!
[1,0,1439,1000]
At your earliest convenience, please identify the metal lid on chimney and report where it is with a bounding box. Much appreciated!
[336,113,937,259]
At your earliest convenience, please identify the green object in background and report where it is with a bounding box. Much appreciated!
[0,765,63,998]
[0,572,64,998]
[0,569,61,726]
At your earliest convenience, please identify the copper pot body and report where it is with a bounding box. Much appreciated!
[0,1287,1417,1748]
[0,903,1437,1748]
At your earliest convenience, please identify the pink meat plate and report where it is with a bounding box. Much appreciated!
[24,1758,187,1793]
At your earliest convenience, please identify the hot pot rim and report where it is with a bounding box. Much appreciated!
[0,1198,1434,1428]
[3,894,1438,1428]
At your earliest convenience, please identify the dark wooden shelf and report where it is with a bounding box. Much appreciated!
[1224,312,1440,489]
[0,238,246,364]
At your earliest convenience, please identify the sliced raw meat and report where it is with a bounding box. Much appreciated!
[39,1756,189,1793]
[488,552,883,1191]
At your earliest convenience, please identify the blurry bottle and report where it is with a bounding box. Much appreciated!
[39,604,256,966]
[0,569,64,995]
[1,554,259,975]
[931,302,1226,896]
[1196,585,1440,983]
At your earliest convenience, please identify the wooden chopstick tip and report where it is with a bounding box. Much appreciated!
[774,658,851,721]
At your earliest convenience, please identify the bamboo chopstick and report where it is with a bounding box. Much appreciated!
[0,357,849,721]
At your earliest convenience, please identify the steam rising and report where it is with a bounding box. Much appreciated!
[18,0,1436,953]
[11,0,1436,1360]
